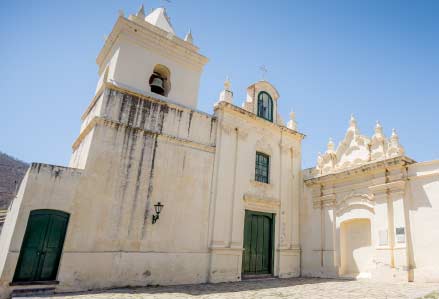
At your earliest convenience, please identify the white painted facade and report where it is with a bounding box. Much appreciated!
[0,6,438,299]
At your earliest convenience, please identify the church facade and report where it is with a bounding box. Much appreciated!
[0,6,438,298]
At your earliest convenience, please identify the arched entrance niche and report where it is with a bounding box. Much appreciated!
[335,194,375,278]
[340,218,372,277]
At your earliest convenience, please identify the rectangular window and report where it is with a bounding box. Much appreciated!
[255,152,270,183]
[396,227,405,243]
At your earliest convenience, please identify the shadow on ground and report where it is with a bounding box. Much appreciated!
[40,277,354,297]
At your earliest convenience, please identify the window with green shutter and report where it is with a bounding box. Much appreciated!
[255,152,270,183]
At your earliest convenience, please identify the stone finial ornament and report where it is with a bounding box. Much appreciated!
[136,4,146,18]
[375,120,382,134]
[315,115,406,175]
[327,137,335,154]
[216,77,233,105]
[224,76,231,90]
[184,29,194,44]
[347,113,360,135]
[370,120,387,160]
[387,128,405,157]
[372,120,385,141]
[287,111,298,131]
[391,128,399,142]
[350,114,357,128]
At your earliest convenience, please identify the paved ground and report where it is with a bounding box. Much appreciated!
[23,278,439,299]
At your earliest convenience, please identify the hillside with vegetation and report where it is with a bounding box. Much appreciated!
[0,152,28,227]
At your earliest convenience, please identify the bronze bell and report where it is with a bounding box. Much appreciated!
[150,76,165,95]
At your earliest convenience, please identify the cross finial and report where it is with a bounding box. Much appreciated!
[259,65,268,80]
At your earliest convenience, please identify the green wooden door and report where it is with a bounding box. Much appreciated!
[242,210,274,275]
[13,210,69,282]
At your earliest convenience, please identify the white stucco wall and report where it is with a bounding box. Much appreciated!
[407,160,439,282]
[0,83,305,298]
[0,88,217,298]
[208,102,303,282]
[0,164,82,299]
[95,17,208,110]
[110,39,203,109]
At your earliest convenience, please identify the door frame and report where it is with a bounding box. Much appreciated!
[12,209,70,283]
[241,210,275,276]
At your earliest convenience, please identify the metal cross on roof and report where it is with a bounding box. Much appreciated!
[259,65,268,80]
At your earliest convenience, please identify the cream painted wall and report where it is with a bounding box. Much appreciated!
[407,161,439,282]
[109,38,203,109]
[95,16,208,110]
[208,101,302,282]
[0,87,217,298]
[0,83,303,298]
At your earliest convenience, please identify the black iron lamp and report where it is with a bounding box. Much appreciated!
[152,202,164,224]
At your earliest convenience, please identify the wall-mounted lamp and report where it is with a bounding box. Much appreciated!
[152,202,164,224]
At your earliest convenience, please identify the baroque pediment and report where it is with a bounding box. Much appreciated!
[316,116,404,175]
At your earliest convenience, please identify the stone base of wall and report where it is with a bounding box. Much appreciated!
[208,248,242,283]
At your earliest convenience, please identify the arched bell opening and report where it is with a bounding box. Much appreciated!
[149,64,171,97]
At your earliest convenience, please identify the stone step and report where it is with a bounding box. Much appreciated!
[10,281,59,298]
[11,287,56,298]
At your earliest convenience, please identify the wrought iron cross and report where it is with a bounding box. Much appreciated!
[259,65,268,80]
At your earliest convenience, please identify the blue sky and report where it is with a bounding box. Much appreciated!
[1,0,438,168]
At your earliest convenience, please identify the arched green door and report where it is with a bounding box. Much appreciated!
[13,210,69,282]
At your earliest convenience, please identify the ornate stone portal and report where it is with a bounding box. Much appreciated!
[302,116,438,282]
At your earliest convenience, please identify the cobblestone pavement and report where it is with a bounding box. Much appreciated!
[24,278,439,299]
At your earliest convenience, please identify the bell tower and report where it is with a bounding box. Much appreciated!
[94,5,209,109]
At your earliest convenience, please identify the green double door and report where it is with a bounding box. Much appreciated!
[242,210,274,275]
[13,210,69,282]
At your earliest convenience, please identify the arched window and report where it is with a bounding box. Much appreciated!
[257,91,273,122]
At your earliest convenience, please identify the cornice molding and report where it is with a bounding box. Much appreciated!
[96,17,208,73]
[369,180,406,195]
[312,193,336,208]
[243,193,280,213]
[72,116,215,154]
[82,83,213,122]
[305,156,415,186]
[214,101,305,140]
